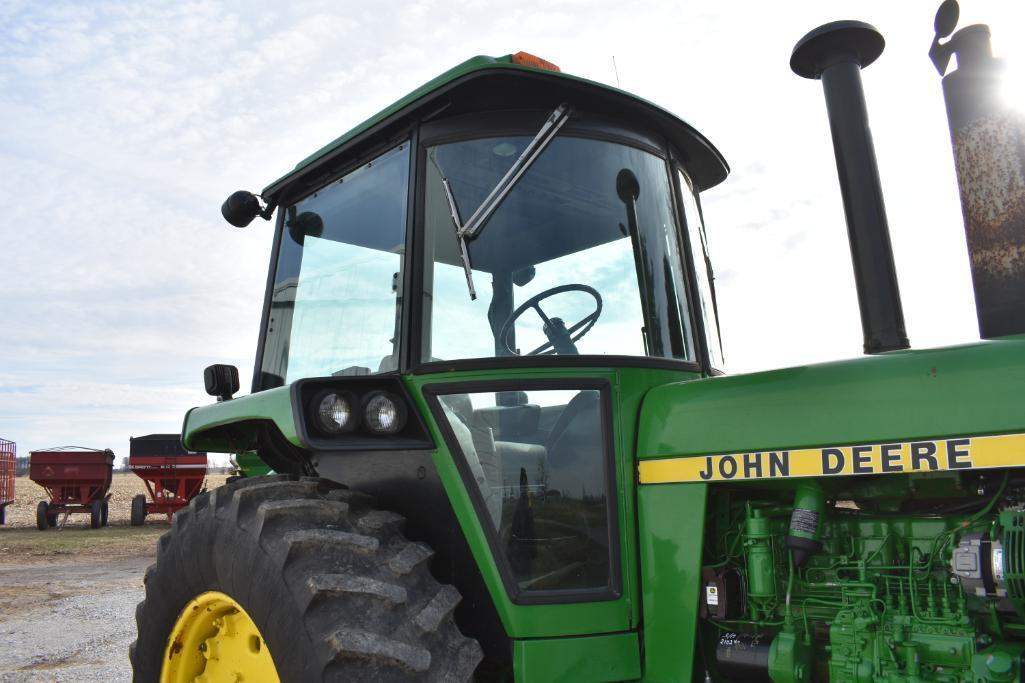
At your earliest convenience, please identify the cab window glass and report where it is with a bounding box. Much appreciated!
[422,135,695,364]
[259,144,409,386]
[678,169,724,370]
[436,387,614,595]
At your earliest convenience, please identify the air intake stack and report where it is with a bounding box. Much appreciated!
[791,21,910,355]
[930,0,1025,339]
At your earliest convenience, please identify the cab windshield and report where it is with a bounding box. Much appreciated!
[422,135,696,363]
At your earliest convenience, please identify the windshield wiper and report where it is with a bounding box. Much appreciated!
[438,102,573,300]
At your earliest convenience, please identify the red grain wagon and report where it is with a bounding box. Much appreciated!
[0,438,15,526]
[129,434,207,525]
[30,447,114,530]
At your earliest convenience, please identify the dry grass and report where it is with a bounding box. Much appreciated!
[0,525,165,564]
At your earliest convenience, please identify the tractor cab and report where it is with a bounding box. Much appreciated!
[253,62,726,390]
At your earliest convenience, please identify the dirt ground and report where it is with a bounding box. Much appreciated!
[0,473,229,681]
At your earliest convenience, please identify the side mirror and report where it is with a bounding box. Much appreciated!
[221,191,269,228]
[204,364,240,401]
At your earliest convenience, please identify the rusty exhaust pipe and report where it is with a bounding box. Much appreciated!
[931,0,1025,339]
[792,21,910,354]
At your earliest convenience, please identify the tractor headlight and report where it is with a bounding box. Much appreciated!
[312,391,358,435]
[363,392,406,435]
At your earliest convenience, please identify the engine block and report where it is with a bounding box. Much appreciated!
[702,472,1025,683]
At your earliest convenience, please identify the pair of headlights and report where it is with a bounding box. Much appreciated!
[312,389,408,436]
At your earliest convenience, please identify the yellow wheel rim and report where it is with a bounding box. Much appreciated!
[161,591,281,683]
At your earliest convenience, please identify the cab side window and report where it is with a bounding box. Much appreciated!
[435,387,616,597]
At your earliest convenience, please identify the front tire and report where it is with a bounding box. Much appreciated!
[130,475,482,682]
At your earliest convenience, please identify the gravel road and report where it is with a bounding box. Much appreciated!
[0,556,150,681]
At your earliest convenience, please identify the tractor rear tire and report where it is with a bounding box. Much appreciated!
[90,500,103,529]
[129,475,483,682]
[36,501,49,531]
[130,494,146,526]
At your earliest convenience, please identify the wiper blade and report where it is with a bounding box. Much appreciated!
[459,102,572,240]
[439,176,478,300]
[438,102,573,300]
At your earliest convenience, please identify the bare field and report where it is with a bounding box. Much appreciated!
[3,472,228,528]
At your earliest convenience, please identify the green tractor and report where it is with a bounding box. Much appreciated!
[132,4,1025,682]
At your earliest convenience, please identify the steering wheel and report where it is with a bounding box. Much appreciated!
[498,284,603,356]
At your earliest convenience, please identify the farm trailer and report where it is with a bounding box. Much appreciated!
[132,3,1025,682]
[30,447,113,530]
[0,438,13,525]
[128,433,208,525]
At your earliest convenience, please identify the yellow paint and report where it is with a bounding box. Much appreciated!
[161,591,281,683]
[639,432,1025,485]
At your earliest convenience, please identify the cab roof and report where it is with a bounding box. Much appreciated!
[262,53,729,203]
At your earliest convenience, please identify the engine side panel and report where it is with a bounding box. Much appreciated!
[639,336,1025,460]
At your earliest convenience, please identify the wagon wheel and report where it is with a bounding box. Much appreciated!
[0,504,5,526]
[130,476,483,682]
[130,494,147,527]
[89,500,103,529]
[101,500,109,526]
[35,501,49,531]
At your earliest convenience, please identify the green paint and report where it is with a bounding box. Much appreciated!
[181,385,298,452]
[744,508,777,612]
[636,482,707,683]
[405,366,699,639]
[639,335,1025,459]
[512,632,641,683]
[234,450,272,477]
[768,629,811,683]
[701,479,1025,683]
[262,55,724,198]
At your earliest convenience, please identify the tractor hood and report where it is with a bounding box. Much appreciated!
[637,335,1025,467]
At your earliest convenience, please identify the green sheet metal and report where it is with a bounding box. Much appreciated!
[181,386,298,452]
[638,335,1025,460]
[512,631,641,682]
[405,366,698,640]
[260,54,727,199]
[637,482,707,682]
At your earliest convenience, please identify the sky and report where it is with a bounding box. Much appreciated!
[1,0,1022,464]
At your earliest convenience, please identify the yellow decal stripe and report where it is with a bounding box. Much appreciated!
[638,432,1025,484]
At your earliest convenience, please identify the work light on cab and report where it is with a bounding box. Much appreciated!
[362,391,407,435]
[311,390,358,435]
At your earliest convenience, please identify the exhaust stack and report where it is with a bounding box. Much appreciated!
[931,1,1025,339]
[792,21,910,355]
